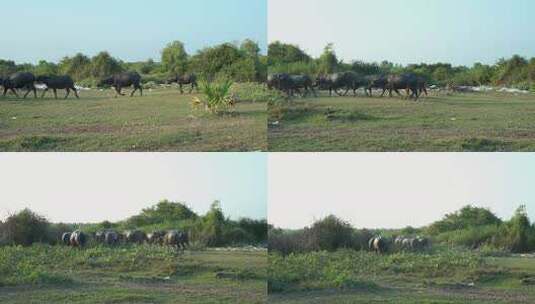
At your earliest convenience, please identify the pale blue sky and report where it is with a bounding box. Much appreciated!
[269,0,535,66]
[269,153,535,229]
[0,153,267,223]
[1,0,267,63]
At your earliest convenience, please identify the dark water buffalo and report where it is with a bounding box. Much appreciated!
[98,72,143,97]
[316,73,347,96]
[2,72,37,98]
[94,231,105,243]
[268,73,316,97]
[417,76,428,96]
[366,75,389,97]
[36,75,79,99]
[267,73,291,95]
[386,73,420,100]
[369,236,387,254]
[167,74,198,94]
[289,75,316,97]
[104,231,119,246]
[395,236,429,251]
[61,232,72,245]
[164,230,189,250]
[125,230,147,244]
[147,230,166,245]
[316,72,367,96]
[70,230,87,248]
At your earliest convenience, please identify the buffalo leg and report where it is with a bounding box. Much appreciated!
[65,88,70,99]
[72,87,80,99]
[130,86,137,97]
[23,87,32,99]
[179,84,184,94]
[10,88,19,97]
[41,88,49,98]
[53,89,58,99]
[189,84,194,94]
[138,85,143,96]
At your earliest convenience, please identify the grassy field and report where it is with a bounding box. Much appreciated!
[268,92,535,152]
[268,249,535,304]
[0,88,266,152]
[0,245,267,304]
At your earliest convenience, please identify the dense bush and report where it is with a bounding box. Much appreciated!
[0,209,51,246]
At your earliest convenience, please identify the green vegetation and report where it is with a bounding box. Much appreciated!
[269,250,535,303]
[269,206,535,303]
[1,39,267,86]
[268,93,535,152]
[0,245,266,304]
[0,87,267,152]
[0,200,267,248]
[193,78,236,114]
[0,201,267,303]
[268,42,535,90]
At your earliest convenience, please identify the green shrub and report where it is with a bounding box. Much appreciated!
[192,78,236,114]
[0,209,51,246]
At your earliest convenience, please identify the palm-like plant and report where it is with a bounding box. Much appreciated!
[192,78,236,114]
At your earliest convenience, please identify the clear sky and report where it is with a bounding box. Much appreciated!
[269,153,535,230]
[269,0,535,66]
[0,153,267,223]
[0,0,267,63]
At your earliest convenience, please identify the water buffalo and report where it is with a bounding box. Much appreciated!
[267,73,292,95]
[316,73,348,96]
[2,72,37,98]
[98,72,143,97]
[395,236,429,251]
[167,74,198,94]
[369,236,387,254]
[417,76,428,97]
[386,73,420,100]
[70,230,87,248]
[164,230,189,250]
[147,230,166,245]
[61,232,72,245]
[104,230,119,246]
[94,231,106,243]
[36,75,79,99]
[316,72,367,97]
[125,230,147,244]
[366,75,389,97]
[289,75,317,97]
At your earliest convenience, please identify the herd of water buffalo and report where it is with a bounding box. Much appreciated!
[268,71,428,100]
[369,235,430,254]
[62,229,189,249]
[0,71,199,99]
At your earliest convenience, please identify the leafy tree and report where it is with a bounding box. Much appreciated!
[1,209,50,246]
[90,51,123,79]
[161,41,189,75]
[427,205,502,234]
[268,41,311,65]
[317,43,339,74]
[201,200,226,246]
[309,215,354,251]
[59,53,91,81]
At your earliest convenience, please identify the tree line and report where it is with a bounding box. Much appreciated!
[0,39,267,87]
[268,41,535,91]
[0,200,267,248]
[269,205,535,255]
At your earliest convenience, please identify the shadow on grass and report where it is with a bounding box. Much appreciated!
[0,136,68,152]
[460,138,512,152]
[281,105,379,124]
